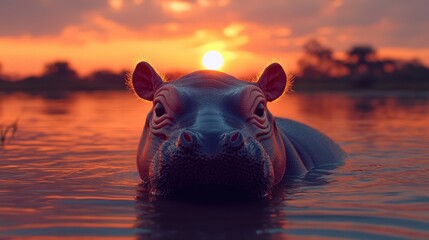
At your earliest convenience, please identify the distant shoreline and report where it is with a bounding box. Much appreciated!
[2,82,429,94]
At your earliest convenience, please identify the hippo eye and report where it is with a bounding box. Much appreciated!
[154,102,166,117]
[254,102,265,117]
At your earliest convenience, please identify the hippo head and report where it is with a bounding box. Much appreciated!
[132,62,287,197]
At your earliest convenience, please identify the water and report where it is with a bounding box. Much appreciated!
[1,91,428,239]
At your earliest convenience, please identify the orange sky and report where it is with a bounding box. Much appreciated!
[1,0,429,77]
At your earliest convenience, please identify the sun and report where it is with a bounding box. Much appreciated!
[202,50,224,70]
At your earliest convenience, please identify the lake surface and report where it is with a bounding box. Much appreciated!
[1,91,428,239]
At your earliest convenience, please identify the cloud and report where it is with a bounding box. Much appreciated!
[2,0,428,48]
[0,0,106,35]
[0,0,429,75]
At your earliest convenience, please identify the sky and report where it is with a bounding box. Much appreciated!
[0,0,429,77]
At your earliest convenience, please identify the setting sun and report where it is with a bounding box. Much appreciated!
[202,50,224,70]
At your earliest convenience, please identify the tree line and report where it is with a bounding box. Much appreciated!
[293,39,429,90]
[1,40,429,92]
[0,62,128,92]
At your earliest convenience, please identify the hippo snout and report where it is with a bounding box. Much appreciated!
[149,129,273,196]
[177,130,245,153]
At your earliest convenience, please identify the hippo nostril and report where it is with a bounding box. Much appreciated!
[183,132,192,143]
[179,131,194,147]
[230,132,239,142]
[228,131,244,147]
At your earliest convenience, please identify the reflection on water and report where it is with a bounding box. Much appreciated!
[1,91,429,239]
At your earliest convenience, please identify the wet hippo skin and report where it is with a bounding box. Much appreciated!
[131,62,347,197]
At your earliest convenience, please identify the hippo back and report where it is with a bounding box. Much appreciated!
[276,118,347,176]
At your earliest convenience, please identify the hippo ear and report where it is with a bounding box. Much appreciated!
[132,61,164,101]
[256,63,287,102]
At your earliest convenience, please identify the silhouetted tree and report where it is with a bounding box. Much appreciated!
[344,46,385,88]
[347,46,377,65]
[390,59,429,82]
[42,61,78,81]
[298,39,347,80]
[85,70,127,90]
[15,61,80,91]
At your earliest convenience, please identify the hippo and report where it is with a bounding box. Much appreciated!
[131,61,346,197]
